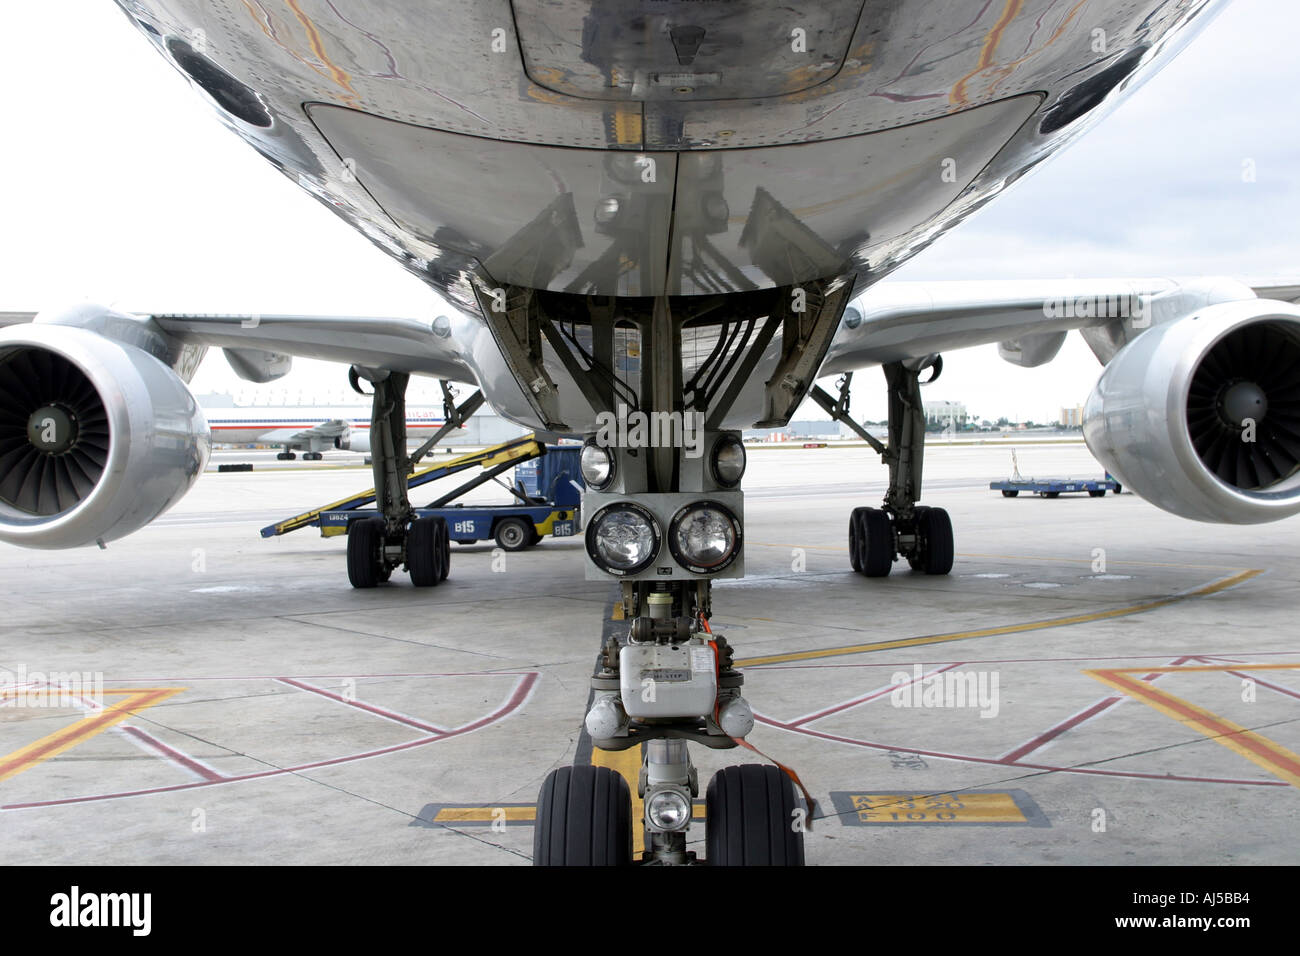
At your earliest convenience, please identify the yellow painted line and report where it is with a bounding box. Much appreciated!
[847,792,1026,824]
[436,806,536,823]
[751,541,1252,571]
[593,745,644,855]
[0,688,184,783]
[955,552,1251,572]
[736,570,1263,667]
[1086,664,1300,789]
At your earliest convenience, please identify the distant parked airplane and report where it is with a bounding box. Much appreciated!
[203,402,446,461]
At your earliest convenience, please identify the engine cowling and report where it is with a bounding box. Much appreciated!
[1084,300,1300,523]
[0,323,210,548]
[336,429,369,453]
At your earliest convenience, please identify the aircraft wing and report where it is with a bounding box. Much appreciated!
[820,277,1298,375]
[1249,282,1300,304]
[256,419,353,447]
[149,312,478,384]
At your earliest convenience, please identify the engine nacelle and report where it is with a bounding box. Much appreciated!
[337,430,369,454]
[0,323,210,549]
[1084,300,1300,524]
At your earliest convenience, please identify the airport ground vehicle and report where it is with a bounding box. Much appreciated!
[262,437,581,585]
[990,476,1122,499]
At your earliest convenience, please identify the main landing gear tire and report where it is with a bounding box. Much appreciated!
[848,509,864,573]
[347,517,388,589]
[533,766,633,867]
[850,507,894,578]
[407,516,447,588]
[437,520,451,580]
[907,506,954,575]
[303,452,323,461]
[1001,489,1019,498]
[705,765,805,867]
[494,517,532,552]
[276,451,296,461]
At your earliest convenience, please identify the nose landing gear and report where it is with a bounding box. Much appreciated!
[533,581,807,866]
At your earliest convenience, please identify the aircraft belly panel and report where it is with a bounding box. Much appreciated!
[667,94,1039,294]
[510,0,867,101]
[310,95,1036,296]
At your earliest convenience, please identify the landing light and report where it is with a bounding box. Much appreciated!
[647,789,692,831]
[580,441,616,490]
[710,434,746,487]
[585,502,660,576]
[668,501,741,574]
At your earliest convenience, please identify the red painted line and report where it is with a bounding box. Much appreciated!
[746,649,1299,671]
[119,726,225,782]
[996,664,1173,763]
[789,663,963,727]
[752,713,1287,788]
[207,423,445,430]
[275,677,447,734]
[1,673,538,812]
[93,671,536,682]
[998,695,1122,763]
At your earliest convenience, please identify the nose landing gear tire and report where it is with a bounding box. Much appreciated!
[705,764,805,866]
[533,765,633,867]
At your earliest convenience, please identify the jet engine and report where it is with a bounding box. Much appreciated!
[336,429,369,454]
[0,323,210,549]
[1084,299,1300,523]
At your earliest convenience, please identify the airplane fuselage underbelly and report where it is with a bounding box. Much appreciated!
[308,95,1039,298]
[116,0,1225,313]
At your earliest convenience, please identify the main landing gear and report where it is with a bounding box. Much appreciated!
[344,368,451,589]
[811,359,954,577]
[276,450,323,461]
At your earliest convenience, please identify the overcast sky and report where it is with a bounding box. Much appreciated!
[1,0,1295,421]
